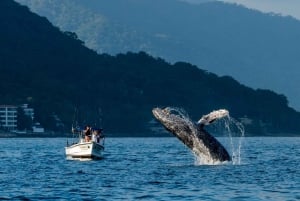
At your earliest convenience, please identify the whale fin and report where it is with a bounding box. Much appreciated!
[197,109,229,126]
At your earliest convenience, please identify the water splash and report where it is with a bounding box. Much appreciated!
[194,110,245,165]
[163,107,195,128]
[193,153,230,166]
[225,115,245,165]
[212,114,245,165]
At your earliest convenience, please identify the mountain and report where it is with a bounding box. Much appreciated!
[15,0,300,111]
[1,0,300,136]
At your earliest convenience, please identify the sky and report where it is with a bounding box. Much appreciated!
[184,0,300,20]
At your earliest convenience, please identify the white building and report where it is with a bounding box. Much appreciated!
[21,104,34,120]
[0,105,17,131]
[0,104,45,133]
[32,122,45,133]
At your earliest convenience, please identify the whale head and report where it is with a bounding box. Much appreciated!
[152,107,196,149]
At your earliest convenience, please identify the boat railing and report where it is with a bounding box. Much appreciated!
[70,127,105,146]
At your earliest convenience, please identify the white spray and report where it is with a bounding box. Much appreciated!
[223,115,245,165]
[195,109,245,165]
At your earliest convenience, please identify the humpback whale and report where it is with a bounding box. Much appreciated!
[152,107,231,163]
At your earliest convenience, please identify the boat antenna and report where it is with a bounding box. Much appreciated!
[71,107,80,143]
[98,107,103,127]
[72,108,79,127]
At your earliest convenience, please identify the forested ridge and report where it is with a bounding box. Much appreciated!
[15,0,300,110]
[1,0,300,136]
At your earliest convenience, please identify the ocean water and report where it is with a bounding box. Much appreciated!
[0,137,299,200]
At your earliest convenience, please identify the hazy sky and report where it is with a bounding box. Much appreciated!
[184,0,300,20]
[222,0,300,20]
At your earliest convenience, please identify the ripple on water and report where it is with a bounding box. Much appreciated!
[0,137,299,200]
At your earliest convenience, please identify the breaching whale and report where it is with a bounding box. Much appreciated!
[152,107,231,163]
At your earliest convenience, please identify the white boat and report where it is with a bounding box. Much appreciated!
[65,127,105,160]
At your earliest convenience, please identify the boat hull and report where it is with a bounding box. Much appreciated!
[65,141,104,159]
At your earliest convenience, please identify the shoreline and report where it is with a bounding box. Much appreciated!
[0,132,73,138]
[0,132,299,138]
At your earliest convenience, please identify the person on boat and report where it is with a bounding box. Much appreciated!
[92,128,102,144]
[84,125,91,142]
[92,129,98,142]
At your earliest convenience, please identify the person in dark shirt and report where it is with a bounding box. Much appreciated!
[84,125,91,142]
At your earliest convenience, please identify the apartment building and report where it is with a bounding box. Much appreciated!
[0,104,44,133]
[0,105,17,131]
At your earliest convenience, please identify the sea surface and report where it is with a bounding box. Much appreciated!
[0,137,299,200]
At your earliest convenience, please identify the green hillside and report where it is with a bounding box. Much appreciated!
[15,0,300,110]
[1,0,300,136]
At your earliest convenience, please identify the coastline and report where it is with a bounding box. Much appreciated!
[0,131,300,138]
[0,132,299,138]
[0,132,73,138]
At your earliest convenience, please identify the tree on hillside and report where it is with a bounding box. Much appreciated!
[17,107,32,131]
